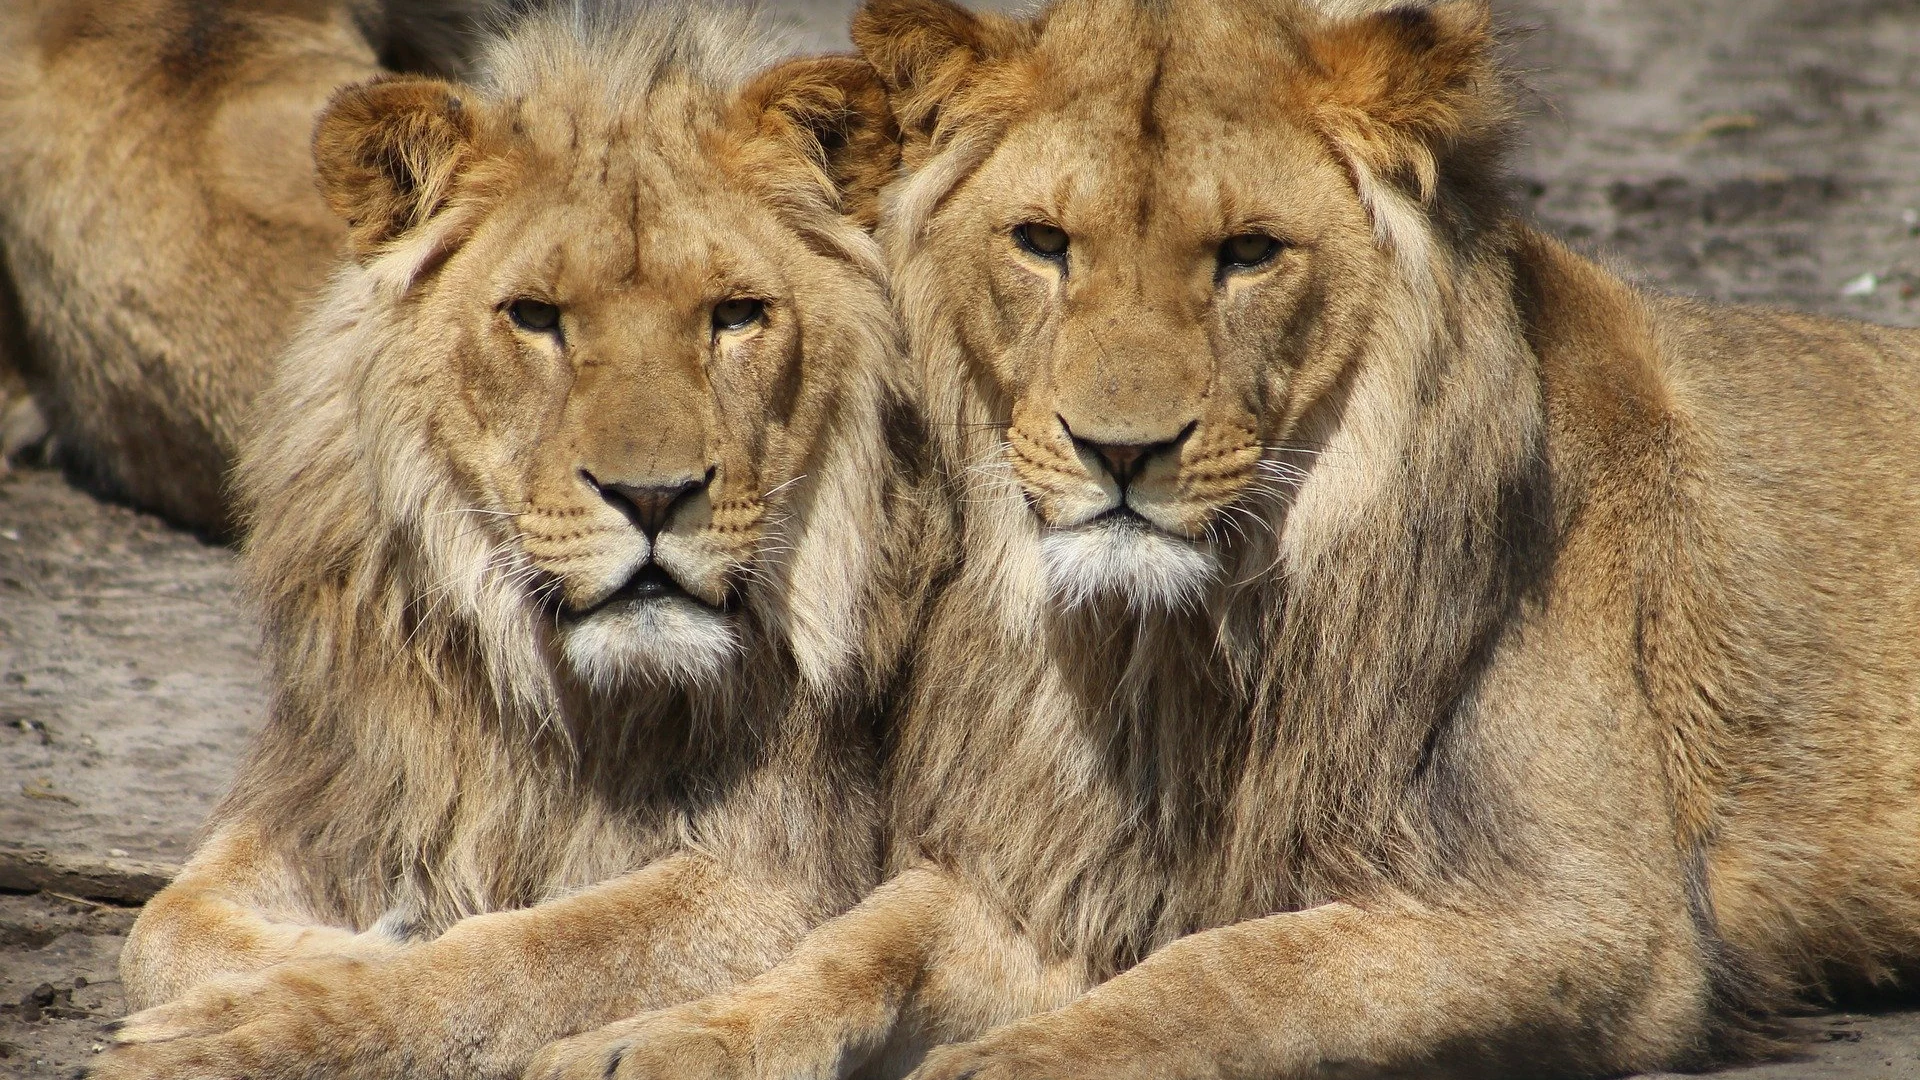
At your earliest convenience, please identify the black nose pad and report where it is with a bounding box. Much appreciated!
[584,471,709,539]
[1061,418,1192,491]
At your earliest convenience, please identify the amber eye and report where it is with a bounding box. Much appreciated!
[712,298,765,331]
[1218,234,1281,272]
[1013,223,1069,260]
[507,298,560,332]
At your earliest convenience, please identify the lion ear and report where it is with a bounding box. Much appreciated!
[1292,0,1504,205]
[850,0,1035,156]
[742,55,901,229]
[313,75,476,262]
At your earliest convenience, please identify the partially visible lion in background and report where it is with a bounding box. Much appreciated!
[86,3,934,1079]
[0,0,505,532]
[529,0,1920,1078]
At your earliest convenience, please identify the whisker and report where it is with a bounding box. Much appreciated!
[760,474,808,500]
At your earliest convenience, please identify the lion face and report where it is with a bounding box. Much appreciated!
[858,0,1500,613]
[424,146,816,684]
[942,74,1382,611]
[310,37,899,689]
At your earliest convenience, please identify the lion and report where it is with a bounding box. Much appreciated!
[0,0,502,532]
[524,1,1920,1077]
[89,4,934,1079]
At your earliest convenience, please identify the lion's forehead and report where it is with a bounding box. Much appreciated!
[992,35,1343,233]
[988,107,1342,242]
[473,171,785,298]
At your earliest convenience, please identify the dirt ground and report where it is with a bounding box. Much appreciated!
[6,0,1920,1076]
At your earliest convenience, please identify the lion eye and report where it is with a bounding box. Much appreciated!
[1013,223,1069,260]
[1218,234,1281,271]
[712,298,765,331]
[507,299,560,332]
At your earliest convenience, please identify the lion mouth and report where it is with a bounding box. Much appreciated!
[566,563,725,621]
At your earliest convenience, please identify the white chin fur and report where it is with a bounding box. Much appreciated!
[560,596,740,690]
[1039,521,1217,614]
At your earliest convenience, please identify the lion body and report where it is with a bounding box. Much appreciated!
[0,0,378,529]
[101,6,934,1079]
[531,2,1920,1078]
[0,0,498,530]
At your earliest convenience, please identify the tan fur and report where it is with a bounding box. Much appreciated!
[0,0,501,532]
[527,2,1920,1078]
[93,6,934,1080]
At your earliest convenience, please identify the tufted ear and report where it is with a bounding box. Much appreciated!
[741,55,901,229]
[850,0,1036,159]
[313,74,476,261]
[1291,1,1505,205]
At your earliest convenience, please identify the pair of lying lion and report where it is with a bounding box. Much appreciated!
[11,0,1920,1077]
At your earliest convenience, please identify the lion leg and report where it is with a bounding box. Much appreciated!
[525,864,1090,1080]
[908,887,1717,1080]
[120,827,402,1010]
[98,852,812,1080]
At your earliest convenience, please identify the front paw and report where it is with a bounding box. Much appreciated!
[910,1021,1133,1080]
[86,1036,265,1080]
[121,956,383,1043]
[527,1005,748,1080]
[89,959,390,1080]
[911,1041,1053,1080]
[524,1027,636,1080]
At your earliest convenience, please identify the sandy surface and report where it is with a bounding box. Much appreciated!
[5,0,1920,1076]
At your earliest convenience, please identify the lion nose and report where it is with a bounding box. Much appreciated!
[583,469,710,539]
[1062,418,1191,490]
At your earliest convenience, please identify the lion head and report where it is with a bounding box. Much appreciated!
[242,3,909,708]
[855,0,1515,618]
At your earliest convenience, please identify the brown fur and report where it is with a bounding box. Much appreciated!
[0,0,504,532]
[527,2,1920,1078]
[94,6,934,1080]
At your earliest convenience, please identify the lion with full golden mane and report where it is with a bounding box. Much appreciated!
[0,0,503,531]
[528,1,1920,1077]
[90,5,935,1079]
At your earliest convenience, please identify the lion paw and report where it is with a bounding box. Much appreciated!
[86,1030,278,1080]
[90,957,394,1079]
[106,973,264,1046]
[527,1006,750,1080]
[908,1024,1122,1080]
[524,1028,635,1080]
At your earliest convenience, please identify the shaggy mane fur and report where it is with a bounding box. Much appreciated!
[215,0,934,933]
[879,0,1538,975]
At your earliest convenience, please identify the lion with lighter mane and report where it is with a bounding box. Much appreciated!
[92,5,935,1079]
[529,1,1920,1078]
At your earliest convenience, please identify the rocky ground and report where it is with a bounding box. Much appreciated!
[6,0,1920,1076]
